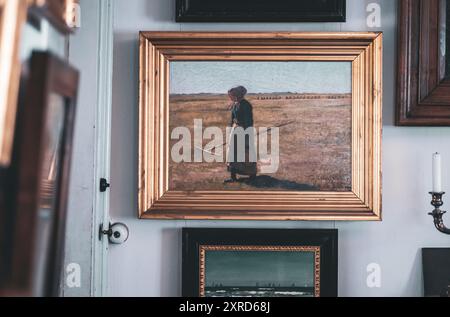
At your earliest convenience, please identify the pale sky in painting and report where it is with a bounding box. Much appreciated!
[170,61,352,95]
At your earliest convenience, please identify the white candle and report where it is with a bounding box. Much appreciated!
[432,153,442,193]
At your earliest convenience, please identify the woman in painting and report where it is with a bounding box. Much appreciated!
[225,86,257,183]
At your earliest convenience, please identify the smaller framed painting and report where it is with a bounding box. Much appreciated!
[423,248,450,297]
[182,229,338,297]
[397,0,450,126]
[176,0,346,22]
[1,51,79,297]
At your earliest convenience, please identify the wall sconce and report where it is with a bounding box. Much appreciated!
[430,153,450,235]
[429,192,450,235]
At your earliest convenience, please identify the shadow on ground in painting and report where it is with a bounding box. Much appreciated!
[235,175,318,191]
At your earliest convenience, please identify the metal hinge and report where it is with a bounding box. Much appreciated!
[99,178,110,192]
[99,222,129,244]
[99,223,112,241]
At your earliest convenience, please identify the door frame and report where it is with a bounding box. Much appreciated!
[91,0,114,297]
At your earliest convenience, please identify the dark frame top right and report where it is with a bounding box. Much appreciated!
[397,0,450,126]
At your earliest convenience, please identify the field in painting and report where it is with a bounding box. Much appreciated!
[169,93,352,192]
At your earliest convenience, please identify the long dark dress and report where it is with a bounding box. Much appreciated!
[227,99,257,177]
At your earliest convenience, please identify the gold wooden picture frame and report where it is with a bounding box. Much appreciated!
[0,0,28,166]
[139,32,383,221]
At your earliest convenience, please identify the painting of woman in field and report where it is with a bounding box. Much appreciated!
[225,86,257,183]
[169,61,352,192]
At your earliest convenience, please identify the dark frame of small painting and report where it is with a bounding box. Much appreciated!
[0,51,79,297]
[176,0,346,23]
[182,228,338,297]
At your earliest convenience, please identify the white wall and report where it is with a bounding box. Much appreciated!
[106,0,450,297]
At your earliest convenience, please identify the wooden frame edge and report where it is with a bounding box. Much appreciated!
[0,0,28,166]
[175,0,346,23]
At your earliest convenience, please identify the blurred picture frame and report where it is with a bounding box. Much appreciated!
[2,51,78,297]
[0,0,28,166]
[182,228,338,297]
[176,0,346,22]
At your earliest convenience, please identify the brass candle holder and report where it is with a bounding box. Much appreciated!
[429,192,450,235]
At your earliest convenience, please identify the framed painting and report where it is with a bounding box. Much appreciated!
[423,248,450,297]
[0,0,28,166]
[139,32,383,221]
[176,0,346,22]
[397,0,450,126]
[1,51,79,297]
[182,228,338,297]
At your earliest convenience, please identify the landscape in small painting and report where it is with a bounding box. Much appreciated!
[169,61,352,192]
[202,248,318,298]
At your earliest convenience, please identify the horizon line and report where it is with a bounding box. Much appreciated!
[170,92,352,96]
